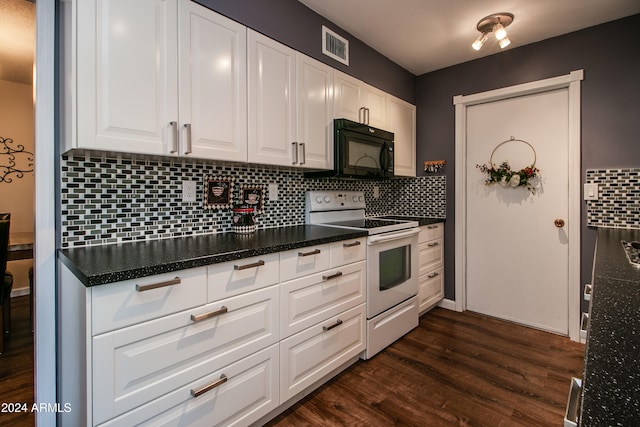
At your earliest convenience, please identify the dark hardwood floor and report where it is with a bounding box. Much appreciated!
[0,296,34,427]
[266,307,585,427]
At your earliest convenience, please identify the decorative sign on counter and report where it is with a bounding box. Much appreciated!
[240,184,266,214]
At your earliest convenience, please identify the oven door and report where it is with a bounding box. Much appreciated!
[366,228,419,318]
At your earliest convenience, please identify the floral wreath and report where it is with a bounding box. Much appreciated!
[476,137,540,194]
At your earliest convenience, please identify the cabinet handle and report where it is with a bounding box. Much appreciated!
[427,272,440,279]
[292,142,298,165]
[428,242,440,247]
[135,277,180,292]
[427,225,439,229]
[183,123,192,155]
[190,306,228,323]
[234,260,265,271]
[169,121,178,154]
[323,319,343,331]
[364,107,370,125]
[298,248,321,257]
[322,271,343,281]
[299,142,306,165]
[190,374,228,398]
[343,241,361,248]
[358,107,365,124]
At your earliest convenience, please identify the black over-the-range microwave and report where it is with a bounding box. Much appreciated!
[305,118,394,179]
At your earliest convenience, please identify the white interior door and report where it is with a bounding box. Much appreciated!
[465,89,570,334]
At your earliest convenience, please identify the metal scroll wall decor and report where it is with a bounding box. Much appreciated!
[0,136,34,183]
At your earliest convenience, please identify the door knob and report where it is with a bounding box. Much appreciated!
[554,219,565,228]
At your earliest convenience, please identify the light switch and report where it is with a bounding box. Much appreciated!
[584,183,598,201]
[182,181,197,202]
[268,183,278,201]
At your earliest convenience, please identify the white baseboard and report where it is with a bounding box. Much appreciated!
[11,287,31,298]
[438,298,457,311]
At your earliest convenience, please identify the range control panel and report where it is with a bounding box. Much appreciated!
[305,191,366,212]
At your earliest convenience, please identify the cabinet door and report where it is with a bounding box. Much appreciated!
[362,84,387,129]
[178,1,247,161]
[419,267,444,314]
[247,30,296,166]
[280,244,331,282]
[99,345,279,427]
[296,53,334,169]
[77,0,178,154]
[280,304,365,402]
[419,238,444,275]
[92,285,279,425]
[333,71,362,123]
[387,95,416,177]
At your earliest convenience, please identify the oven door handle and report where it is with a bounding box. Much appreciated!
[367,228,420,245]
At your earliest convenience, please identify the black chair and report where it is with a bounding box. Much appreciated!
[0,218,13,353]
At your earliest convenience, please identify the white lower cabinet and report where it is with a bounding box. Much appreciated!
[99,344,280,427]
[418,223,445,314]
[92,285,280,425]
[280,304,366,402]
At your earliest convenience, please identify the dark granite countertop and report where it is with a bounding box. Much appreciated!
[58,225,367,287]
[580,228,640,427]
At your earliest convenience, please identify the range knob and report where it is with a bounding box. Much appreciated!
[315,196,324,203]
[358,195,364,202]
[352,195,359,202]
[324,196,331,203]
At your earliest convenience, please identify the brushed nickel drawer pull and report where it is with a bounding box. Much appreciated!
[183,123,192,155]
[191,306,228,323]
[323,319,343,331]
[191,374,227,398]
[322,271,343,281]
[135,277,181,292]
[169,121,178,153]
[234,260,265,271]
[427,272,440,279]
[298,249,321,257]
[428,242,440,247]
[342,241,361,248]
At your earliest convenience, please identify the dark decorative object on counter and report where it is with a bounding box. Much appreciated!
[231,204,256,234]
[0,136,34,183]
[204,175,234,209]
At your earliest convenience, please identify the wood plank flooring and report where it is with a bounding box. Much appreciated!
[266,307,585,427]
[0,296,34,427]
[0,300,585,427]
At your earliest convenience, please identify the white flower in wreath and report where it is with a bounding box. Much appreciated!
[509,174,521,187]
[499,175,509,187]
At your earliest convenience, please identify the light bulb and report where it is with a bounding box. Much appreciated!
[494,23,507,40]
[472,33,488,51]
[499,36,511,48]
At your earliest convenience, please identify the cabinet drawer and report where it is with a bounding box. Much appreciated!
[99,344,280,427]
[330,238,366,267]
[92,285,279,425]
[419,267,444,313]
[419,223,443,243]
[208,252,279,301]
[280,244,330,282]
[280,304,365,402]
[91,267,207,335]
[281,261,365,338]
[419,238,444,275]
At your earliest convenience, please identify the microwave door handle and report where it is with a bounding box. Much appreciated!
[379,145,390,172]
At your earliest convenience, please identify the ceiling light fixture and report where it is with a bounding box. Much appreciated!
[472,12,514,51]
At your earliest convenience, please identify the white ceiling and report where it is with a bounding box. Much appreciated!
[299,0,640,75]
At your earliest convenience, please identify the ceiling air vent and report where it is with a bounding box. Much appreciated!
[322,26,349,65]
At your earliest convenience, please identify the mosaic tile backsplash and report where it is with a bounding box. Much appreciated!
[586,168,640,229]
[61,153,446,247]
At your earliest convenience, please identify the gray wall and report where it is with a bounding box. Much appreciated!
[195,0,416,104]
[416,14,640,309]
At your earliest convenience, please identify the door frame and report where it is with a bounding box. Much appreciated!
[453,70,584,341]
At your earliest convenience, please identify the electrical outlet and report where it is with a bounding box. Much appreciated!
[268,183,278,201]
[373,186,379,199]
[584,183,598,201]
[182,180,197,202]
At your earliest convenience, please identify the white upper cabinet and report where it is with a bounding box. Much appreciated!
[386,95,416,177]
[334,71,386,129]
[178,0,247,161]
[247,30,297,166]
[296,54,334,169]
[75,0,247,160]
[248,30,333,169]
